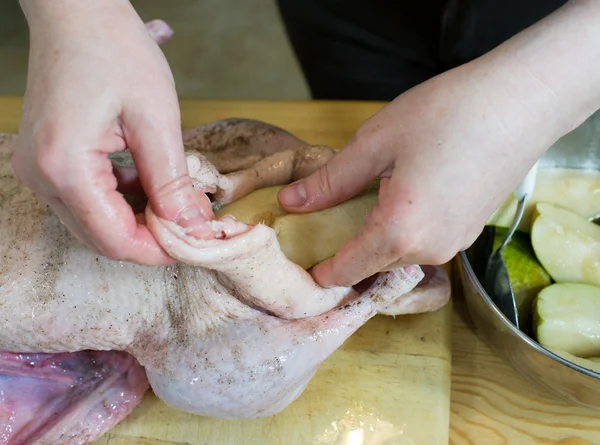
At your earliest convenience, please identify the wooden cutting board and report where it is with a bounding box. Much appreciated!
[31,99,449,445]
[97,303,452,445]
[2,96,599,445]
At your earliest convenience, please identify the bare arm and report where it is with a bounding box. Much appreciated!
[464,0,600,159]
[278,0,600,287]
[15,0,204,265]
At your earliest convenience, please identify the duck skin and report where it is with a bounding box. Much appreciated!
[0,104,450,444]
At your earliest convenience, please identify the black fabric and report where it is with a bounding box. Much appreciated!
[275,0,568,101]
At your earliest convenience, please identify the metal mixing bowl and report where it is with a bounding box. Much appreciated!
[455,110,600,409]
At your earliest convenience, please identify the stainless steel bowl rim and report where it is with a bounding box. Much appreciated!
[457,250,600,380]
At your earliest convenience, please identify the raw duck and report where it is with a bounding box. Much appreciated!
[0,351,147,445]
[0,117,450,443]
[0,24,451,445]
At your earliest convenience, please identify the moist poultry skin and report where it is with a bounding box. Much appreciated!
[0,351,147,445]
[0,116,449,426]
[0,20,450,444]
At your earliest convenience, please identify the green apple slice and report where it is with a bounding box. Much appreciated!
[493,228,552,334]
[531,202,600,286]
[534,282,600,357]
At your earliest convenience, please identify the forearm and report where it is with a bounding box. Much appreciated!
[465,0,600,158]
[19,0,140,34]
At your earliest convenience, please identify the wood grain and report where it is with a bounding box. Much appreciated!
[449,272,600,445]
[0,97,387,146]
[0,97,451,445]
[2,96,598,444]
[94,306,452,445]
[96,99,452,445]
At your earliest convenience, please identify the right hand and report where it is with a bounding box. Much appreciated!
[13,0,209,265]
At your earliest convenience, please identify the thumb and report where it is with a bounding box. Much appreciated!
[124,108,213,230]
[277,140,381,212]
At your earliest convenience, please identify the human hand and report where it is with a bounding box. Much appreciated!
[278,68,535,287]
[12,0,208,265]
[277,0,600,288]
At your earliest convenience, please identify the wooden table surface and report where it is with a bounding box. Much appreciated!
[1,96,599,444]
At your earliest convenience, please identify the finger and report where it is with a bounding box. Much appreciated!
[144,19,174,45]
[310,204,405,288]
[277,135,388,213]
[309,178,418,288]
[122,101,214,229]
[13,130,159,264]
[59,145,177,266]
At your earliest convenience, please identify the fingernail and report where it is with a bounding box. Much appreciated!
[404,265,422,277]
[310,262,336,289]
[183,223,214,240]
[176,206,205,228]
[279,182,307,207]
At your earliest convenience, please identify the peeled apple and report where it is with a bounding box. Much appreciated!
[534,282,600,358]
[530,202,600,287]
[215,185,378,269]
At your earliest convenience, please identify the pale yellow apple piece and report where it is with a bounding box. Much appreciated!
[549,350,600,374]
[272,190,378,270]
[215,185,379,269]
[531,202,600,286]
[214,186,286,226]
[487,167,600,233]
[534,282,600,358]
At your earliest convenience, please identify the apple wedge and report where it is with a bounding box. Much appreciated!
[493,228,552,334]
[549,350,600,374]
[531,202,600,286]
[534,282,600,357]
[487,167,600,233]
[272,190,378,269]
[215,185,379,269]
[214,186,287,226]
